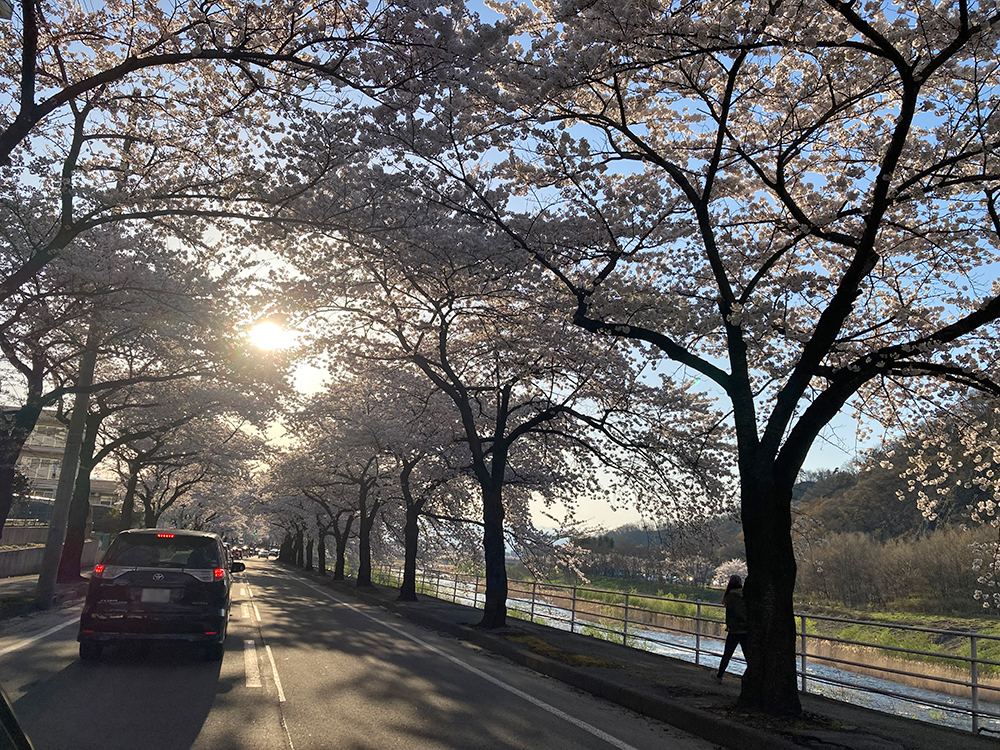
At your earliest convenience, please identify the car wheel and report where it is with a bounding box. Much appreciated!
[79,642,102,662]
[205,642,225,661]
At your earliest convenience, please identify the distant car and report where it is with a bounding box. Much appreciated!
[257,548,268,558]
[77,529,245,662]
[268,548,279,558]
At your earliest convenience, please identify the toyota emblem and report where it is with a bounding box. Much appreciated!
[153,573,164,581]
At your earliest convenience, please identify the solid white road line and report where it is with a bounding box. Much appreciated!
[294,577,642,750]
[253,604,262,623]
[244,639,262,688]
[0,616,79,658]
[265,644,286,702]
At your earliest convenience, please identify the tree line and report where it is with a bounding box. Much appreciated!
[2,0,1000,716]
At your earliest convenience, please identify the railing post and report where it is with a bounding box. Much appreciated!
[972,634,980,734]
[800,615,808,694]
[623,593,630,646]
[435,571,440,598]
[453,572,459,603]
[571,586,578,633]
[530,581,537,623]
[474,575,480,608]
[695,603,702,665]
[421,568,426,593]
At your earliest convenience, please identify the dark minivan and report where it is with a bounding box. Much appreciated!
[77,529,245,662]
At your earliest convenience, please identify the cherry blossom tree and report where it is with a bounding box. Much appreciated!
[0,0,470,306]
[354,0,1000,714]
[283,199,726,628]
[262,446,361,579]
[128,414,264,529]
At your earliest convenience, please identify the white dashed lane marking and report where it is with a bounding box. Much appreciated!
[244,639,262,688]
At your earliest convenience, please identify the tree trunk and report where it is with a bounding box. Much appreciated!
[295,528,304,567]
[56,461,92,582]
[305,537,314,571]
[0,403,43,541]
[397,501,421,601]
[317,533,327,576]
[737,470,802,715]
[356,512,374,587]
[333,519,352,580]
[36,342,98,609]
[57,414,100,582]
[328,512,355,580]
[144,502,157,529]
[279,533,293,562]
[478,485,507,628]
[117,459,141,532]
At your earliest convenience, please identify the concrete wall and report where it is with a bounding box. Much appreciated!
[2,525,49,546]
[0,539,101,578]
[0,546,45,578]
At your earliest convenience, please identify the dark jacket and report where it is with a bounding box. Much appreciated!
[724,589,748,634]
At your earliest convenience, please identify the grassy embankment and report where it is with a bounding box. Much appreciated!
[532,573,1000,692]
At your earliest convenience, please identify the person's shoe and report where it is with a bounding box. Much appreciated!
[714,673,723,684]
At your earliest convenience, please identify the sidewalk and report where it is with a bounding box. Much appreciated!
[0,573,89,620]
[304,570,998,750]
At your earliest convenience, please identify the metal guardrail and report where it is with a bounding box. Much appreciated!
[373,564,1000,735]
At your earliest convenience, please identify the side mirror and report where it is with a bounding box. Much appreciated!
[231,561,246,573]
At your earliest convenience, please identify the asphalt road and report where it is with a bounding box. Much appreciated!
[0,560,722,750]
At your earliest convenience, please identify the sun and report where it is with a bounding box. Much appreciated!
[248,321,292,350]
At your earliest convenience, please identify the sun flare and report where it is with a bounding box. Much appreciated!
[249,321,292,350]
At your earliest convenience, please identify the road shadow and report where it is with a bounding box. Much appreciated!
[247,564,598,749]
[13,641,225,750]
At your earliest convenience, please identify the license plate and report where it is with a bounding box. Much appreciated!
[141,588,172,603]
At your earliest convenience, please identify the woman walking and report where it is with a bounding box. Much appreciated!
[715,574,748,683]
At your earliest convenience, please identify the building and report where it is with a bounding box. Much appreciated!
[16,410,119,508]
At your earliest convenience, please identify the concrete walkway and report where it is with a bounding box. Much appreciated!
[306,571,998,750]
[0,572,89,619]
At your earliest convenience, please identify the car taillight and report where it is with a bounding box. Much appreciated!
[213,568,225,579]
[93,564,105,577]
[157,533,174,538]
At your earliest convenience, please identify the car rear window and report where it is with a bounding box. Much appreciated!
[103,535,221,569]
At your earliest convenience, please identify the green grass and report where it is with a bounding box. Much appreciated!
[796,606,1000,677]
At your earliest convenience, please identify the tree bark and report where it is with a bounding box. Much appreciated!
[36,341,98,608]
[305,537,314,571]
[356,510,374,587]
[117,458,141,532]
[317,532,327,576]
[57,413,100,582]
[0,400,46,540]
[478,485,507,628]
[397,500,421,601]
[737,465,802,715]
[397,459,425,601]
[356,482,380,588]
[331,513,354,581]
[143,501,158,529]
[279,533,293,562]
